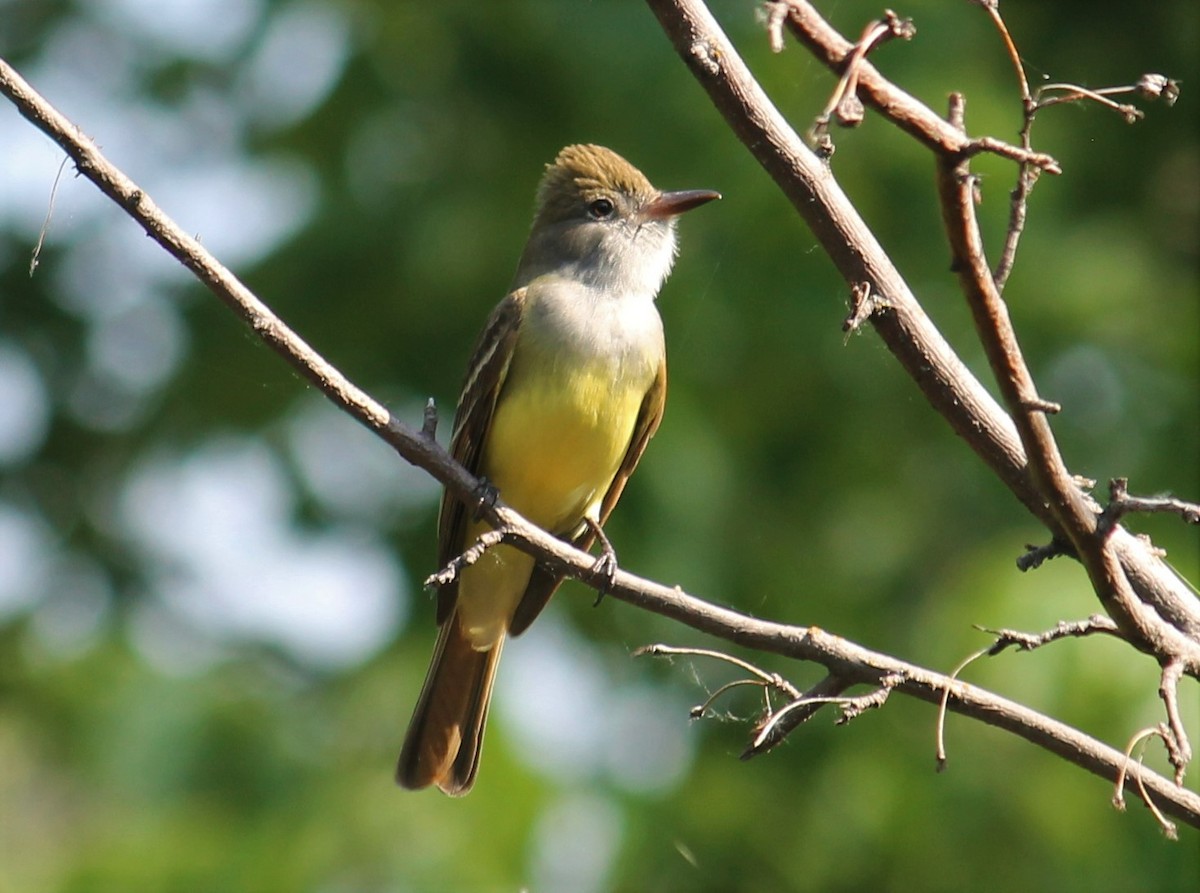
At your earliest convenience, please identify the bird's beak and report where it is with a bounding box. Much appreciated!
[642,189,722,220]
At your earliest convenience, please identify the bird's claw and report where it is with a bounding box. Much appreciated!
[471,477,499,522]
[585,518,619,606]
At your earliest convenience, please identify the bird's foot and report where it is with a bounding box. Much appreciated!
[584,518,618,606]
[471,477,500,522]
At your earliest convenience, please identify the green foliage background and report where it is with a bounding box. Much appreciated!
[1,1,1196,890]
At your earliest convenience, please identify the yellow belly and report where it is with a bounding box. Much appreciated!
[455,356,652,647]
[487,361,646,531]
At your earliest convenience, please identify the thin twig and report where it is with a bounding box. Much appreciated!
[1100,477,1200,534]
[421,398,439,440]
[808,10,915,147]
[978,1,1037,291]
[424,528,507,589]
[975,0,1030,103]
[1017,537,1075,571]
[747,676,898,757]
[1135,763,1179,841]
[1115,727,1180,839]
[978,615,1122,656]
[767,1,1060,174]
[690,678,776,720]
[635,643,797,693]
[29,155,69,276]
[936,647,990,771]
[1159,660,1192,785]
[835,673,903,723]
[1036,83,1143,122]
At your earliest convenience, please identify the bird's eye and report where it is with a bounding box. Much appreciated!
[588,198,615,219]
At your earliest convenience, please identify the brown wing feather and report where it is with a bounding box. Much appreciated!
[435,289,526,623]
[509,357,667,636]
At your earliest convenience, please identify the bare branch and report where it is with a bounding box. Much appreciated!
[766,1,1060,173]
[933,94,1200,672]
[637,0,1199,823]
[424,528,508,589]
[935,95,1091,536]
[808,10,915,147]
[747,674,899,758]
[978,615,1122,656]
[622,588,1200,826]
[1101,478,1200,533]
[648,2,1048,522]
[1160,660,1193,785]
[640,0,1200,665]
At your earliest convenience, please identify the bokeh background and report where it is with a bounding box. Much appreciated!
[1,1,1196,890]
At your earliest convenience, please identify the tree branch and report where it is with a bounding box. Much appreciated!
[932,96,1197,668]
[640,0,1200,664]
[637,0,1197,827]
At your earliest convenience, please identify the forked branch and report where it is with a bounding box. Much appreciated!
[641,0,1197,827]
[643,0,1199,665]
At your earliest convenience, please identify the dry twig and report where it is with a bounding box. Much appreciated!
[978,615,1123,656]
[807,10,915,152]
[1101,478,1200,534]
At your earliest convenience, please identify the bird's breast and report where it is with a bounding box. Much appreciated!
[482,287,663,534]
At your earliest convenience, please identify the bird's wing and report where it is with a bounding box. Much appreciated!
[435,287,526,624]
[596,355,667,527]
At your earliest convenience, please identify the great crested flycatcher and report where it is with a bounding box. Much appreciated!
[397,144,719,795]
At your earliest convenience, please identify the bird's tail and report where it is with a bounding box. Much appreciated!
[396,613,504,796]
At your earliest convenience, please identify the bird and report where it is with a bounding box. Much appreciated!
[397,144,719,795]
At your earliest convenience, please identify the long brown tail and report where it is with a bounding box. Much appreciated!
[396,611,504,796]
